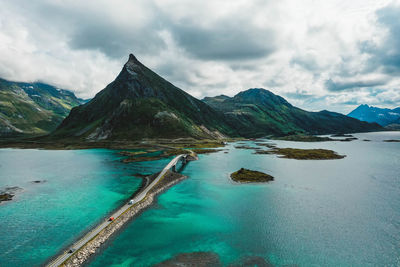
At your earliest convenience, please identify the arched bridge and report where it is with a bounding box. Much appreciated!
[170,153,191,172]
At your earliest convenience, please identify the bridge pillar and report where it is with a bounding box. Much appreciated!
[172,165,176,172]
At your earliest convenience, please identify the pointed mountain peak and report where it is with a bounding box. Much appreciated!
[123,53,142,76]
[128,53,138,62]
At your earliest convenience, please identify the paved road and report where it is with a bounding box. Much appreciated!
[47,154,187,267]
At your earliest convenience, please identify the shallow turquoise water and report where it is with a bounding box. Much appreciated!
[0,149,168,267]
[88,132,400,266]
[1,132,399,267]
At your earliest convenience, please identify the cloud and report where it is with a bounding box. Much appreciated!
[325,77,388,91]
[284,92,315,100]
[360,3,400,74]
[0,0,398,113]
[168,20,276,61]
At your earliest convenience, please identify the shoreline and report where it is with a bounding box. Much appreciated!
[52,170,187,267]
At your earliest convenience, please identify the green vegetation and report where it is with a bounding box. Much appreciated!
[0,78,83,137]
[272,134,358,142]
[273,135,334,142]
[255,142,277,148]
[203,88,382,137]
[230,168,274,183]
[331,134,354,137]
[191,148,223,154]
[52,54,236,141]
[121,148,193,163]
[0,193,13,203]
[174,142,225,148]
[235,145,261,150]
[49,55,381,143]
[255,147,345,160]
[338,137,358,142]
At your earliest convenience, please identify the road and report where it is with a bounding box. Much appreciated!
[47,154,187,267]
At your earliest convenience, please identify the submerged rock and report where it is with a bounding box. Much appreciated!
[231,168,274,183]
[228,256,274,267]
[0,186,22,203]
[153,252,222,267]
[153,252,274,267]
[31,180,46,184]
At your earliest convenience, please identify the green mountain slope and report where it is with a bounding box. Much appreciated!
[203,89,383,137]
[0,78,84,137]
[53,54,236,140]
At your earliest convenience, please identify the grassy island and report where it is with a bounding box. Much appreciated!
[272,134,358,142]
[255,147,345,160]
[230,168,274,183]
[273,135,334,142]
[331,134,354,137]
[0,193,13,203]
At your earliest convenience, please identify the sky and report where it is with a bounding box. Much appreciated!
[0,0,399,114]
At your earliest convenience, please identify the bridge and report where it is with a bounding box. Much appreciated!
[47,151,196,267]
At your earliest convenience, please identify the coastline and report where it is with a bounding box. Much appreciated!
[57,170,187,267]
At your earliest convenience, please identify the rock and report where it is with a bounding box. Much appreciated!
[31,180,46,184]
[228,256,274,267]
[0,193,14,203]
[153,252,222,267]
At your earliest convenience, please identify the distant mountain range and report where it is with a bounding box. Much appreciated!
[348,104,400,128]
[50,54,382,140]
[0,78,85,137]
[203,89,382,137]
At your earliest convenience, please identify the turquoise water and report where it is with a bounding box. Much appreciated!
[1,132,399,266]
[88,132,400,266]
[0,149,168,267]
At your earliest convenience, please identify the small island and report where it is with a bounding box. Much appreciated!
[255,147,345,160]
[0,186,22,203]
[273,134,334,142]
[0,193,13,203]
[230,168,274,183]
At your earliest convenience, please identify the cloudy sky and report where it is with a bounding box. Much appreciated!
[1,0,399,113]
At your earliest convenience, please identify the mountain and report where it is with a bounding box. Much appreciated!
[385,117,400,130]
[53,54,382,141]
[203,88,383,137]
[0,78,84,137]
[347,104,400,126]
[52,54,236,140]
